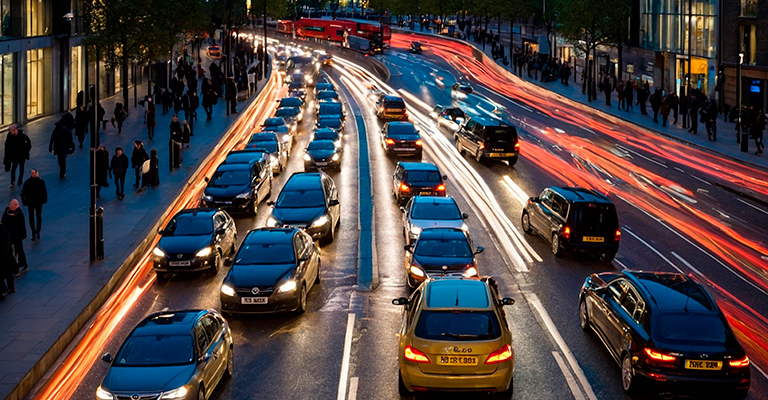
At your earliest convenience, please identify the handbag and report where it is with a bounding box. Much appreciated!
[141,159,151,175]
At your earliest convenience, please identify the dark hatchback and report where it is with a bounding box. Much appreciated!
[201,158,272,215]
[96,310,233,400]
[404,227,482,290]
[266,172,341,244]
[220,228,320,314]
[278,97,304,113]
[381,121,422,158]
[316,116,344,133]
[152,208,237,279]
[579,271,750,399]
[522,186,620,261]
[392,162,447,205]
[304,139,342,171]
[376,95,408,121]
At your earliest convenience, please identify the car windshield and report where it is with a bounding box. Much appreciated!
[308,141,336,151]
[406,170,442,184]
[249,141,278,153]
[114,335,194,367]
[415,238,472,257]
[572,204,618,229]
[314,130,338,141]
[279,99,302,108]
[163,215,212,236]
[446,109,465,119]
[289,82,305,90]
[317,91,338,100]
[318,119,341,129]
[655,313,728,346]
[236,243,296,264]
[277,188,326,208]
[412,202,461,220]
[211,169,248,186]
[317,84,334,91]
[415,311,501,341]
[319,104,342,115]
[275,108,298,117]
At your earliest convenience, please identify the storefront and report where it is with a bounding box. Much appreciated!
[0,52,14,126]
[26,47,51,119]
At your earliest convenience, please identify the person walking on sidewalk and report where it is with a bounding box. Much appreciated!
[2,199,27,275]
[601,75,612,106]
[701,100,719,141]
[226,77,238,114]
[75,105,89,148]
[189,91,200,122]
[111,103,127,134]
[20,169,46,241]
[623,83,634,113]
[0,222,14,300]
[48,121,75,178]
[650,88,662,123]
[202,86,216,121]
[637,83,649,115]
[131,140,150,188]
[660,95,671,127]
[111,146,129,200]
[688,90,703,135]
[95,144,110,198]
[145,98,157,141]
[668,91,680,125]
[616,81,625,111]
[4,124,31,188]
[751,109,765,154]
[182,119,192,148]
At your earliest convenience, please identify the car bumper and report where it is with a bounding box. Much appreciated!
[153,256,214,273]
[386,146,421,156]
[563,241,619,253]
[202,198,251,211]
[378,113,408,121]
[220,291,301,314]
[305,160,340,170]
[636,368,750,398]
[483,150,518,159]
[401,361,513,393]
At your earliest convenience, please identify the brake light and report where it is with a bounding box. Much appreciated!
[379,106,385,113]
[386,138,395,145]
[415,139,422,146]
[614,229,621,242]
[644,348,676,362]
[436,184,445,192]
[729,355,750,368]
[485,344,513,364]
[479,143,485,150]
[562,226,571,240]
[404,345,430,363]
[514,142,520,150]
[399,183,410,192]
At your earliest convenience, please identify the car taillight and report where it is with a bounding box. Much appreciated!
[399,182,410,192]
[437,184,445,192]
[415,139,422,146]
[644,348,676,367]
[729,355,750,368]
[562,226,570,240]
[404,345,430,363]
[485,344,513,364]
[514,142,520,150]
[614,229,621,242]
[386,138,395,145]
[479,143,485,150]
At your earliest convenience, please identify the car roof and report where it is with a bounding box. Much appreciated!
[244,228,297,244]
[382,95,404,102]
[624,271,718,314]
[550,187,613,204]
[174,208,217,218]
[279,97,302,105]
[265,117,285,123]
[467,115,512,127]
[276,106,299,113]
[284,172,323,190]
[418,227,467,240]
[224,152,266,164]
[412,196,457,206]
[134,310,205,336]
[398,161,439,171]
[423,279,491,309]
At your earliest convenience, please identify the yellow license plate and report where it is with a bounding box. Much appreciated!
[438,355,478,366]
[685,360,722,370]
[583,236,605,243]
[489,153,515,157]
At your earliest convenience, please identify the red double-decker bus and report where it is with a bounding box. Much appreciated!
[282,18,391,49]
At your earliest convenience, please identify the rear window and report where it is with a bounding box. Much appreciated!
[319,103,342,114]
[387,124,417,136]
[572,203,618,229]
[482,126,517,142]
[383,100,405,109]
[411,202,461,220]
[655,313,728,346]
[415,311,501,341]
[405,170,442,184]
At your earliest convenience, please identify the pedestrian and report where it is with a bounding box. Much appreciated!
[170,115,183,166]
[111,146,129,200]
[701,100,718,141]
[20,169,46,241]
[181,91,191,121]
[75,105,89,147]
[0,222,14,300]
[131,140,150,189]
[623,83,634,113]
[650,88,662,123]
[751,109,765,154]
[225,77,238,114]
[95,144,110,198]
[162,89,173,115]
[637,83,649,115]
[182,119,192,148]
[60,109,76,131]
[98,102,107,130]
[111,103,127,134]
[48,121,75,178]
[602,75,612,106]
[668,91,680,124]
[2,199,27,276]
[189,91,200,122]
[4,124,31,188]
[202,87,216,121]
[660,95,671,127]
[145,97,156,141]
[688,91,701,135]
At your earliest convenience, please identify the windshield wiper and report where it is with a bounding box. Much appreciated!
[440,332,481,340]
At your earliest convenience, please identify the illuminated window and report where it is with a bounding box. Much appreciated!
[741,0,758,17]
[0,53,14,126]
[25,0,51,37]
[740,24,757,65]
[26,47,51,118]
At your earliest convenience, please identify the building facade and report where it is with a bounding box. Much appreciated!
[720,0,767,111]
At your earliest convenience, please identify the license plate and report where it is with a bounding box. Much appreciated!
[419,191,432,196]
[290,225,306,229]
[388,109,403,113]
[685,360,722,370]
[241,297,268,304]
[583,236,605,243]
[315,162,328,166]
[169,261,191,267]
[489,153,515,157]
[438,355,478,366]
[394,148,412,151]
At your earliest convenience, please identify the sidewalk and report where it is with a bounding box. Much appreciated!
[0,57,269,400]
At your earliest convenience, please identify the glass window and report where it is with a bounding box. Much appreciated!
[236,243,296,264]
[1,0,22,38]
[163,214,213,236]
[26,47,52,119]
[26,0,51,37]
[411,201,462,220]
[741,0,758,17]
[201,316,220,343]
[115,335,195,367]
[276,189,326,208]
[70,46,84,108]
[415,311,501,341]
[1,53,14,126]
[415,238,472,258]
[656,313,727,346]
[195,326,208,353]
[741,24,757,65]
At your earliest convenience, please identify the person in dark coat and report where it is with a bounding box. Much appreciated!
[162,89,173,114]
[111,103,127,134]
[60,109,76,131]
[750,109,765,154]
[189,91,200,122]
[95,144,110,197]
[48,122,75,178]
[0,222,14,299]
[4,124,31,188]
[602,75,612,106]
[181,120,192,148]
[20,169,46,240]
[145,97,157,141]
[111,147,129,200]
[75,106,89,147]
[98,103,107,130]
[131,140,150,189]
[668,91,680,124]
[2,199,26,275]
[660,95,671,127]
[650,88,662,123]
[181,91,191,121]
[225,77,238,114]
[202,86,216,121]
[170,115,184,166]
[623,83,634,113]
[637,83,650,115]
[688,90,703,135]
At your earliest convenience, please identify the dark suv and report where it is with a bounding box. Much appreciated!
[376,95,408,121]
[455,117,520,166]
[392,162,447,205]
[521,186,620,260]
[381,121,422,158]
[579,271,750,398]
[201,158,272,215]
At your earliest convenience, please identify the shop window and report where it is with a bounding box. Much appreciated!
[741,0,758,17]
[70,46,84,108]
[740,24,757,65]
[27,47,52,118]
[26,0,51,37]
[1,53,14,126]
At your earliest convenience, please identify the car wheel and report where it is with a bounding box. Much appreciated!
[249,199,258,216]
[223,346,234,379]
[398,370,411,396]
[622,353,638,393]
[197,385,205,400]
[496,376,514,398]
[507,155,519,166]
[603,251,617,262]
[521,211,533,234]
[455,138,464,155]
[579,299,590,331]
[315,260,321,284]
[209,250,221,276]
[296,284,307,314]
[551,234,562,257]
[475,149,487,164]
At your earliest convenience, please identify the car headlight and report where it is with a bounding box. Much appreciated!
[409,265,425,278]
[332,153,340,161]
[236,189,252,199]
[461,223,468,231]
[304,153,312,161]
[266,216,279,227]
[221,283,236,297]
[311,215,329,228]
[196,247,212,258]
[159,386,188,400]
[152,247,166,258]
[202,194,213,202]
[269,155,278,167]
[277,279,297,293]
[464,266,478,277]
[95,386,114,400]
[410,226,422,235]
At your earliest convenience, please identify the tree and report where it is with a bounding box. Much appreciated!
[603,0,632,82]
[497,0,536,64]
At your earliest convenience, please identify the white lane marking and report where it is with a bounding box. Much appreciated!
[337,313,356,400]
[552,351,586,400]
[753,362,768,382]
[615,145,668,168]
[671,251,704,277]
[348,377,359,400]
[736,197,768,216]
[510,100,534,112]
[502,176,530,206]
[674,167,686,173]
[528,294,598,400]
[582,127,596,134]
[690,174,712,186]
[622,228,685,274]
[615,259,630,270]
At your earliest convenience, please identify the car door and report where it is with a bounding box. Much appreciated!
[393,164,404,196]
[293,233,308,285]
[302,231,319,288]
[458,120,475,151]
[326,177,341,226]
[402,198,414,239]
[201,315,226,386]
[547,194,568,238]
[195,322,214,392]
[603,280,632,358]
[220,212,236,255]
[381,124,389,149]
[212,213,225,251]
[252,161,267,203]
[404,288,423,336]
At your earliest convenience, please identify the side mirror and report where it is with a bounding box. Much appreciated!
[474,246,484,255]
[399,207,406,213]
[101,353,113,363]
[200,353,211,363]
[530,196,540,203]
[157,228,165,235]
[328,199,340,206]
[501,298,515,306]
[404,244,413,252]
[392,297,408,306]
[204,177,209,183]
[442,175,448,180]
[224,257,233,267]
[462,213,469,219]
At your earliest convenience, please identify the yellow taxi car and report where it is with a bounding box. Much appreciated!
[392,277,515,396]
[207,45,222,59]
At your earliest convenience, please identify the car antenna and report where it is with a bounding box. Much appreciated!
[683,293,690,312]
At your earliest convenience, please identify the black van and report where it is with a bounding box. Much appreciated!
[455,116,519,166]
[376,95,408,121]
[521,187,620,260]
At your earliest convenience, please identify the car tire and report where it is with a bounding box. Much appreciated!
[249,199,258,216]
[603,251,617,262]
[507,155,518,166]
[398,370,411,396]
[209,250,221,276]
[223,346,234,380]
[496,377,514,398]
[579,299,590,331]
[551,234,562,257]
[197,385,205,400]
[315,260,321,284]
[475,149,486,164]
[621,353,638,394]
[521,211,533,234]
[455,138,464,155]
[296,284,307,314]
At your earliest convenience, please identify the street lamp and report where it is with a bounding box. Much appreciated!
[738,52,748,152]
